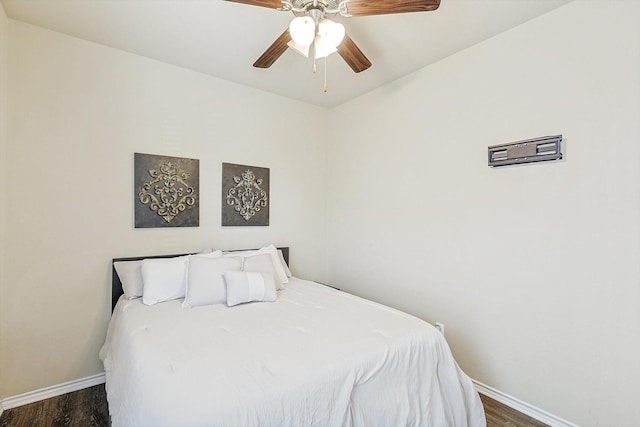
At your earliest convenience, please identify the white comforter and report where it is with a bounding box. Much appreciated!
[100,278,486,427]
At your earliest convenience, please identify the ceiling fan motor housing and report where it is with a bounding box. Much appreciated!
[284,0,347,18]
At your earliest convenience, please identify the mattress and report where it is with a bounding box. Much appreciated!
[100,278,486,426]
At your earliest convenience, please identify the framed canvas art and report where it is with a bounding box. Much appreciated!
[134,153,199,228]
[222,162,269,227]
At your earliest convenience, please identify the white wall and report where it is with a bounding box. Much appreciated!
[3,2,640,425]
[0,2,8,404]
[0,20,328,398]
[0,0,9,413]
[327,1,640,426]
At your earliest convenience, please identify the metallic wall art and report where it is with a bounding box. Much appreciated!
[134,153,199,228]
[488,135,563,167]
[222,162,269,227]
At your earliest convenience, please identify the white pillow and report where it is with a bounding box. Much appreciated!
[242,253,278,282]
[194,250,223,259]
[183,256,242,308]
[224,271,277,307]
[223,245,289,288]
[277,249,292,278]
[262,245,290,285]
[141,256,189,305]
[114,260,144,299]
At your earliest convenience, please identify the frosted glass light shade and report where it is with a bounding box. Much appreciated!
[314,19,345,59]
[318,19,345,47]
[289,16,315,45]
[314,35,338,59]
[287,39,311,58]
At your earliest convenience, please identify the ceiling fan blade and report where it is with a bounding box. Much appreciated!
[345,0,440,16]
[224,0,283,10]
[253,30,292,69]
[337,34,372,73]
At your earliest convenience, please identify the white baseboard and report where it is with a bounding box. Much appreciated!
[472,379,580,427]
[0,372,578,427]
[1,372,106,411]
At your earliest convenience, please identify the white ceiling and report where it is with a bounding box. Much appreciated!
[1,0,573,108]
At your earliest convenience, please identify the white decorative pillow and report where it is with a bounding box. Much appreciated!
[223,245,289,288]
[224,271,277,307]
[183,256,242,308]
[277,249,292,278]
[114,260,144,299]
[141,256,189,305]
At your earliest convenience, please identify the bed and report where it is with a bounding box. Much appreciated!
[100,246,486,427]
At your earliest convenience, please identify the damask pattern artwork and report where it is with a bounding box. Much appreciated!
[222,162,269,226]
[134,153,199,228]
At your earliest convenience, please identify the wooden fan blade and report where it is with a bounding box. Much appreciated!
[224,0,283,10]
[337,34,372,73]
[345,0,440,16]
[253,30,292,69]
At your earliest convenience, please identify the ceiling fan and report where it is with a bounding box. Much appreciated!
[225,0,441,74]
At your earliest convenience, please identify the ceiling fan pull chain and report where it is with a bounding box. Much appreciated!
[323,56,328,92]
[312,42,317,73]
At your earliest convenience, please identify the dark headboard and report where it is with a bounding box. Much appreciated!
[111,247,289,311]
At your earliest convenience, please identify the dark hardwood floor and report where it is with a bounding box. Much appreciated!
[480,393,549,427]
[0,384,548,427]
[0,385,109,427]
